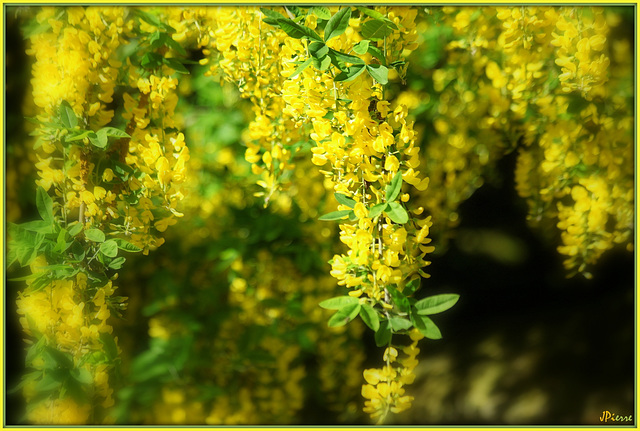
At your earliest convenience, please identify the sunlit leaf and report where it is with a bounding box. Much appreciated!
[415,294,460,315]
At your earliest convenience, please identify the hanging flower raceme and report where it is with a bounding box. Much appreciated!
[10,6,190,424]
[408,6,632,278]
[251,6,458,423]
[200,7,310,206]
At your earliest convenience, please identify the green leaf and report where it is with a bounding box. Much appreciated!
[390,59,406,71]
[313,55,332,71]
[260,7,287,26]
[352,40,370,55]
[134,9,162,28]
[411,313,442,339]
[162,33,187,56]
[374,319,391,347]
[334,64,366,82]
[70,241,85,262]
[8,371,40,395]
[389,315,412,332]
[26,337,46,364]
[65,130,92,142]
[284,6,302,18]
[59,100,77,129]
[29,273,51,293]
[85,228,105,243]
[140,52,163,70]
[415,294,460,315]
[356,7,385,21]
[404,277,421,297]
[16,232,44,267]
[388,285,411,312]
[9,273,38,282]
[328,303,361,327]
[318,209,352,221]
[35,373,61,392]
[328,49,365,71]
[288,58,312,79]
[148,31,186,55]
[148,30,163,47]
[276,18,322,42]
[368,203,388,219]
[67,222,83,237]
[53,228,71,253]
[324,7,351,42]
[36,187,53,223]
[311,6,331,20]
[367,45,386,65]
[385,202,409,224]
[70,368,93,385]
[100,332,118,360]
[367,63,389,85]
[100,239,118,258]
[309,41,329,58]
[385,171,403,202]
[113,238,143,252]
[164,57,189,74]
[20,220,54,234]
[97,128,110,146]
[334,193,356,208]
[109,256,126,270]
[133,9,175,32]
[42,346,73,369]
[359,303,380,331]
[361,19,394,40]
[88,131,107,149]
[319,295,359,310]
[99,127,129,139]
[356,7,399,29]
[112,161,135,179]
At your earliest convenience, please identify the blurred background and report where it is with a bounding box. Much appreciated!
[4,6,635,425]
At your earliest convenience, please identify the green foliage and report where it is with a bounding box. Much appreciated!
[319,295,359,310]
[263,5,402,86]
[334,193,356,208]
[414,294,460,315]
[385,171,403,202]
[324,7,351,42]
[328,302,361,327]
[385,202,409,224]
[359,304,380,331]
[318,209,352,221]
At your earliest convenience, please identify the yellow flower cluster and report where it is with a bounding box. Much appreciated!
[201,7,308,205]
[272,7,434,422]
[412,7,632,275]
[362,329,423,422]
[551,8,610,98]
[17,6,190,424]
[28,7,126,214]
[17,257,118,421]
[25,397,91,425]
[127,248,365,424]
[18,7,130,423]
[411,8,509,243]
[505,7,632,276]
[277,8,433,303]
[121,73,190,253]
[27,7,125,125]
[110,86,364,422]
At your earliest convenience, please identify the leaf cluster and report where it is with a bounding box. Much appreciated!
[262,6,407,85]
[8,186,142,292]
[319,171,409,224]
[320,289,459,344]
